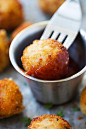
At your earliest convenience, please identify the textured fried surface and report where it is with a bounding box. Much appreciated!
[0,0,23,30]
[0,78,25,119]
[38,0,65,15]
[0,29,10,73]
[80,86,86,115]
[28,114,71,129]
[21,39,69,80]
[11,22,32,40]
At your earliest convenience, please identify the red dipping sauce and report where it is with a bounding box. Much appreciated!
[25,57,80,80]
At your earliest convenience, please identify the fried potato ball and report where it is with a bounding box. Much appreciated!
[11,22,33,40]
[38,0,66,15]
[0,29,10,73]
[21,39,69,80]
[0,0,23,31]
[80,86,86,115]
[28,114,72,129]
[0,78,25,119]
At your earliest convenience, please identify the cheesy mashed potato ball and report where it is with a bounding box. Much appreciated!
[21,39,69,80]
[0,78,25,119]
[28,114,72,129]
[80,86,86,115]
[11,22,32,40]
[38,0,65,15]
[0,29,10,73]
[0,0,23,31]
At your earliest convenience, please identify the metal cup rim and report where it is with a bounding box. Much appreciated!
[9,21,86,83]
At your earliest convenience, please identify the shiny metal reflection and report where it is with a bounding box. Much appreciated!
[9,21,86,104]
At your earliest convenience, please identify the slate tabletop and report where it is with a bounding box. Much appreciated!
[0,0,86,129]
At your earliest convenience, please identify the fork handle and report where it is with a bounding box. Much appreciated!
[57,0,82,21]
[67,0,79,2]
[69,0,79,2]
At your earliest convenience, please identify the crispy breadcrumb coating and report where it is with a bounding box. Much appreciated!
[38,0,65,15]
[0,0,23,31]
[21,39,69,80]
[28,114,71,129]
[11,22,32,40]
[0,78,25,119]
[80,86,86,115]
[0,29,10,73]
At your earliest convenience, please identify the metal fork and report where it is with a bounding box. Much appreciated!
[40,0,82,49]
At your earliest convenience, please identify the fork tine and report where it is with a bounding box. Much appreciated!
[40,30,50,40]
[63,35,76,49]
[51,31,59,39]
[40,0,81,49]
[40,27,53,40]
[57,33,66,43]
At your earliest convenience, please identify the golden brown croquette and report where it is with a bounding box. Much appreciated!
[80,86,86,115]
[38,0,66,15]
[0,0,23,31]
[21,39,69,80]
[0,29,10,73]
[0,78,25,119]
[28,114,72,129]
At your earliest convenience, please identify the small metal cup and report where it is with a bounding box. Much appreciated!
[9,21,86,104]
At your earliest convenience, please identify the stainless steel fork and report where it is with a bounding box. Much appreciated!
[40,0,82,49]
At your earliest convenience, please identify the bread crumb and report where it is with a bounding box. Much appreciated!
[78,116,83,120]
[73,102,77,106]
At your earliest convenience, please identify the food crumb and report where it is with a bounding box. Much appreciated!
[9,78,13,81]
[64,104,67,108]
[78,116,83,120]
[73,102,77,106]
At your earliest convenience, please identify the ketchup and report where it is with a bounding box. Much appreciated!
[24,57,80,80]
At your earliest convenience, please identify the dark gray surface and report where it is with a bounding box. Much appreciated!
[19,0,86,31]
[0,65,86,129]
[0,0,86,129]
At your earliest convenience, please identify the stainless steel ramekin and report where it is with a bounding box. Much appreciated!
[9,21,86,104]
